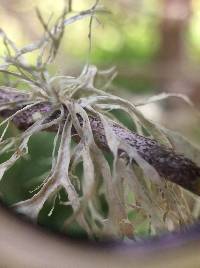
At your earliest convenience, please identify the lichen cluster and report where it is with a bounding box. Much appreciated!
[0,2,200,240]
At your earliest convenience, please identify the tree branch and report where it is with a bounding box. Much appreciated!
[0,87,200,195]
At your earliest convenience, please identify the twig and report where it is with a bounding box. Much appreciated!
[0,87,200,196]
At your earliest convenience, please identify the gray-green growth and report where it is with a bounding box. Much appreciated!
[0,2,200,239]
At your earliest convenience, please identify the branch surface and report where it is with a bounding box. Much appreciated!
[0,87,200,195]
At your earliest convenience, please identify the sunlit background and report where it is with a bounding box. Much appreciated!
[1,0,200,237]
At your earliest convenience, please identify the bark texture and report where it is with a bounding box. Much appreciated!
[0,87,200,195]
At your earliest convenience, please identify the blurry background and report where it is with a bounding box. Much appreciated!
[0,0,200,237]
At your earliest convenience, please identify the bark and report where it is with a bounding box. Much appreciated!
[0,87,200,195]
[159,0,191,63]
[158,0,193,97]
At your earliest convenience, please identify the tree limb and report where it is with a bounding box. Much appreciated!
[0,87,200,195]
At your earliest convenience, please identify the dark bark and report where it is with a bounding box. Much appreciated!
[0,87,200,195]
